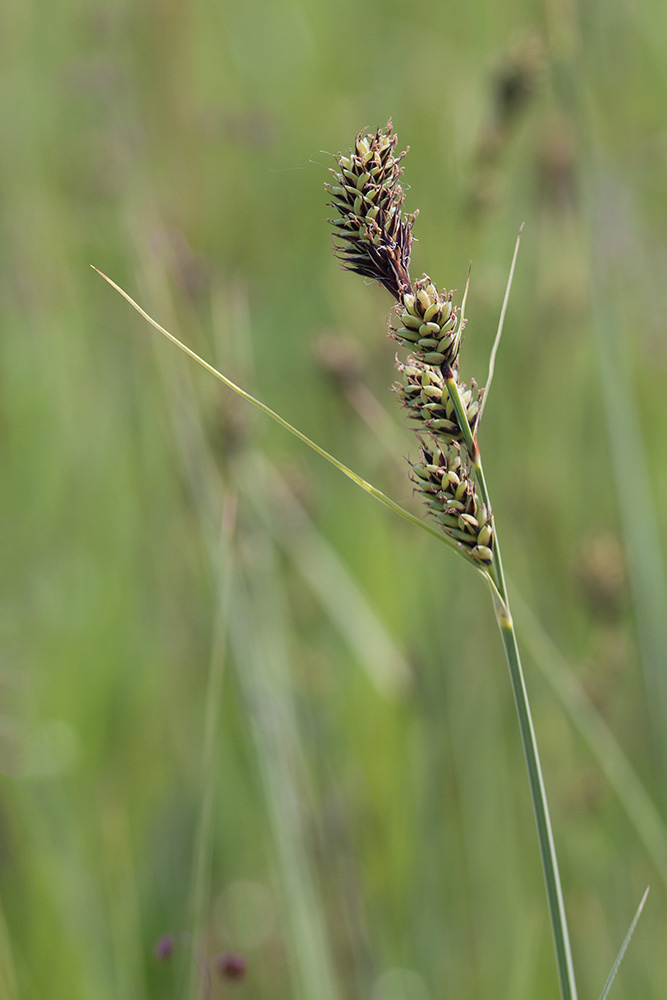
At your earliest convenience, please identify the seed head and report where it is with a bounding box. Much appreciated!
[326,121,415,300]
[395,357,482,443]
[326,123,492,565]
[411,438,493,566]
[392,277,465,370]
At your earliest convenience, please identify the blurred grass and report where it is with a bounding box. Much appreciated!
[2,1,667,998]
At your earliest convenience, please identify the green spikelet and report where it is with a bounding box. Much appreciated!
[393,278,462,368]
[395,357,482,442]
[411,439,493,566]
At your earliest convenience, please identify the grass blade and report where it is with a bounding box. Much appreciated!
[91,266,472,562]
[597,887,649,1000]
[476,223,524,431]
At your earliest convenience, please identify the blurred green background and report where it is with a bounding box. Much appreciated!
[2,0,667,998]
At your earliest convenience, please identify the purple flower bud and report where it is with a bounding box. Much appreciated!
[154,933,175,961]
[214,951,247,981]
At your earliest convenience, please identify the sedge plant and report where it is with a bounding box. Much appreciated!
[325,121,577,1000]
[93,121,648,1000]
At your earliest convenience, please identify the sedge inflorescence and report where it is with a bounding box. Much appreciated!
[326,121,493,568]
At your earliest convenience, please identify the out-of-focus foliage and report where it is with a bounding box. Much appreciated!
[2,1,667,998]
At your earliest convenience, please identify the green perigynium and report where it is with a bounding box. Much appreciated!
[392,278,462,369]
[394,357,482,442]
[327,121,491,568]
[411,439,493,566]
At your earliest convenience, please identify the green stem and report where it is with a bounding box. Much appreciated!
[494,595,578,1000]
[445,373,578,1000]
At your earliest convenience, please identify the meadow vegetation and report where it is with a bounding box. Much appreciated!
[2,2,667,998]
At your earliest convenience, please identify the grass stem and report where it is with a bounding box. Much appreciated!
[494,599,578,1000]
[447,376,579,1000]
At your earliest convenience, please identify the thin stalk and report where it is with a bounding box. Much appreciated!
[493,593,578,1000]
[476,224,524,432]
[445,374,578,1000]
[597,887,649,1000]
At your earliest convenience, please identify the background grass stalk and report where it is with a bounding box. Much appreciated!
[185,506,236,1000]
